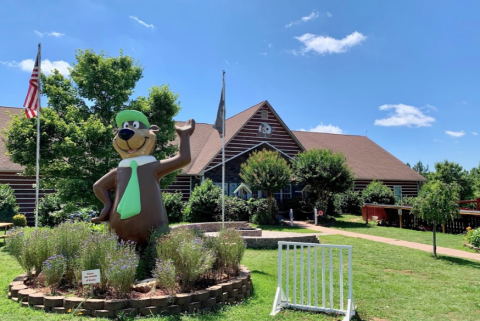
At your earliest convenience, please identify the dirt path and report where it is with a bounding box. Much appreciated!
[294,220,480,262]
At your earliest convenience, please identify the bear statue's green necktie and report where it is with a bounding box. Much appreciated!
[117,160,141,219]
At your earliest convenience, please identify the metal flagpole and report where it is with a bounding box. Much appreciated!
[35,43,41,229]
[222,70,225,229]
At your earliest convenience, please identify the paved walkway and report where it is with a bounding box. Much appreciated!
[293,221,480,262]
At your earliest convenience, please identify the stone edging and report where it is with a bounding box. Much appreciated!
[463,243,480,252]
[8,265,252,318]
[245,235,320,249]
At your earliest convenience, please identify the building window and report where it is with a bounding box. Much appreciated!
[274,184,292,202]
[214,182,228,195]
[393,186,402,202]
[261,110,268,119]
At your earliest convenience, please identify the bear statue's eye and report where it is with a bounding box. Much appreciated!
[133,121,140,129]
[122,122,129,129]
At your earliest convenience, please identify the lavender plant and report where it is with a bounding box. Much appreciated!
[153,259,176,294]
[105,240,139,297]
[210,228,246,276]
[43,255,66,294]
[77,230,118,288]
[5,229,34,276]
[25,229,55,275]
[156,227,215,292]
[55,222,91,283]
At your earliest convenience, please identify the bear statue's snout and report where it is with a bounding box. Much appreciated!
[118,128,135,141]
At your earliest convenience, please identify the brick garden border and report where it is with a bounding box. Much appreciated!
[8,265,252,318]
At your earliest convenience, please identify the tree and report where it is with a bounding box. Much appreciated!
[411,181,460,257]
[412,160,430,178]
[240,149,292,220]
[430,160,474,200]
[3,49,181,210]
[0,184,19,222]
[362,180,395,205]
[184,179,222,222]
[291,148,354,213]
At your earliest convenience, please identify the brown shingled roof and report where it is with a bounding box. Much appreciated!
[0,106,24,172]
[292,131,426,181]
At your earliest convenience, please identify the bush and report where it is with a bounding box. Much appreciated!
[39,193,96,227]
[335,191,363,215]
[395,196,417,206]
[12,214,27,227]
[6,229,34,276]
[163,192,184,223]
[106,240,139,298]
[55,222,91,283]
[77,230,118,288]
[154,259,176,294]
[470,228,480,247]
[43,255,66,294]
[0,184,19,222]
[215,196,249,222]
[362,180,395,205]
[135,226,170,281]
[248,198,277,225]
[156,227,215,292]
[209,229,245,276]
[184,180,222,222]
[26,229,55,275]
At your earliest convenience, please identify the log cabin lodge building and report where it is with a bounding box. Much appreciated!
[1,101,426,224]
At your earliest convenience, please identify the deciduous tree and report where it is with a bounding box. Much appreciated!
[240,149,292,220]
[411,180,460,257]
[291,148,354,213]
[3,49,181,210]
[430,160,474,200]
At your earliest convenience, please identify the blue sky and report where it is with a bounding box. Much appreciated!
[1,0,480,171]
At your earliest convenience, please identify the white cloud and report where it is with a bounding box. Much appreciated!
[285,11,319,28]
[259,52,267,56]
[293,31,367,55]
[472,132,478,136]
[374,104,435,127]
[129,16,154,28]
[326,12,333,18]
[445,130,465,138]
[34,30,65,37]
[299,123,344,134]
[1,59,71,76]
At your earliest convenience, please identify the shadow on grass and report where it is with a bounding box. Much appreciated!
[437,255,480,269]
[250,270,271,276]
[332,220,373,229]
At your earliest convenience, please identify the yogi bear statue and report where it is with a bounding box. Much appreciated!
[91,110,195,245]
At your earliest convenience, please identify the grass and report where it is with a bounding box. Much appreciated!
[332,214,475,252]
[2,232,480,321]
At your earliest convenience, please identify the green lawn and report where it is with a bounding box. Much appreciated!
[2,233,480,321]
[331,214,474,252]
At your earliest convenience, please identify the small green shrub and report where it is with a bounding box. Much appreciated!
[362,180,396,205]
[43,255,66,294]
[334,191,363,215]
[156,227,215,292]
[39,194,96,227]
[5,229,34,275]
[210,229,245,276]
[55,222,91,283]
[106,240,139,298]
[12,214,27,227]
[163,191,185,223]
[0,184,19,222]
[248,198,277,225]
[184,179,222,222]
[215,196,249,222]
[465,229,474,245]
[154,259,176,294]
[470,228,480,247]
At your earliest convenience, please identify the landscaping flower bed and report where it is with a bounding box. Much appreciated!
[5,222,251,317]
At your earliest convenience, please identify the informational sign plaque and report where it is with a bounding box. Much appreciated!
[82,269,100,285]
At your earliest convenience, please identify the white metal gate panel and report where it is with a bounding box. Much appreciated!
[271,241,355,320]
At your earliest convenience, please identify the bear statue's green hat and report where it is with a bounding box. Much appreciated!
[116,110,150,128]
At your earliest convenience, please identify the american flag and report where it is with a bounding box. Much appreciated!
[23,53,40,119]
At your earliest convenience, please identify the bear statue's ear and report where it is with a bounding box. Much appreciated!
[150,125,160,133]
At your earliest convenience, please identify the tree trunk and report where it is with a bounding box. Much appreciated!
[433,224,437,257]
[267,192,273,220]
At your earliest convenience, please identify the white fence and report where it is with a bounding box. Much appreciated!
[271,241,355,321]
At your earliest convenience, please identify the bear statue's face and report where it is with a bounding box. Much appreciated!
[113,121,160,159]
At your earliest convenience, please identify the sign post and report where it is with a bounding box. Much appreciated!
[314,208,318,225]
[82,269,100,297]
[289,209,294,226]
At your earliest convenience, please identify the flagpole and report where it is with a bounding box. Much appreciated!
[222,70,225,229]
[35,43,41,229]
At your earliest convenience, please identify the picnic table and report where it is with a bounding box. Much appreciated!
[0,222,13,243]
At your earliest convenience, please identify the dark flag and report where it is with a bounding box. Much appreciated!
[212,72,225,137]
